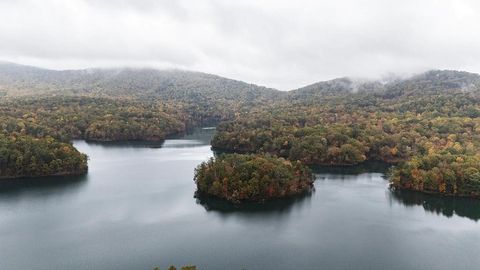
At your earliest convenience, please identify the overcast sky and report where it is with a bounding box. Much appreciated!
[1,0,480,90]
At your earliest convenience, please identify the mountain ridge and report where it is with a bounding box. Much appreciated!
[1,61,480,100]
[0,61,280,101]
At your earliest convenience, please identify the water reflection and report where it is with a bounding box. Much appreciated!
[389,189,480,221]
[81,128,216,149]
[0,174,88,201]
[180,127,216,145]
[82,140,166,148]
[311,161,391,175]
[162,139,207,148]
[195,190,314,218]
[312,161,480,222]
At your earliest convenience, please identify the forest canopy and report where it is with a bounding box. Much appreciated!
[194,153,314,203]
[1,63,480,198]
[0,133,87,179]
[211,79,480,197]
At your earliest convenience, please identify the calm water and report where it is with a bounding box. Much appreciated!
[1,129,479,270]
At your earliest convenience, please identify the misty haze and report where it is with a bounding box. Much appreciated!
[1,1,480,270]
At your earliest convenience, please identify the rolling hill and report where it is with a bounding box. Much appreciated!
[0,62,281,103]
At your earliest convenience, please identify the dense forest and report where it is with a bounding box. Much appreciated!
[194,154,314,203]
[1,62,480,198]
[212,71,480,197]
[0,97,188,141]
[0,133,87,179]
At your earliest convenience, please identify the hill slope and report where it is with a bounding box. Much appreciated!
[2,62,480,102]
[0,62,281,102]
[289,70,480,101]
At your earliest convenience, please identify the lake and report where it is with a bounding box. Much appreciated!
[1,128,479,270]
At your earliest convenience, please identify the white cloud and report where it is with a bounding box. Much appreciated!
[1,0,480,90]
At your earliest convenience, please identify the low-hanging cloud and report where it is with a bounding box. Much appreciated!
[1,0,480,90]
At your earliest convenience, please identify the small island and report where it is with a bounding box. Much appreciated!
[194,153,314,203]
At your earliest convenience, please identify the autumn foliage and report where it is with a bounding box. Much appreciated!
[194,154,314,203]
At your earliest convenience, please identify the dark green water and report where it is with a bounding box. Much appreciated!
[1,129,479,270]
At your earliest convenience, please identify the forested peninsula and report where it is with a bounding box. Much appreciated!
[0,133,87,179]
[1,62,480,198]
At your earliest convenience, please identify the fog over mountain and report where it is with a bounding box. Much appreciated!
[1,0,480,90]
[0,61,280,101]
[1,62,480,102]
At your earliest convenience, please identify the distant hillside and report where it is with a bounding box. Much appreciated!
[383,70,480,98]
[288,77,384,100]
[2,62,480,103]
[289,70,480,101]
[0,62,281,102]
